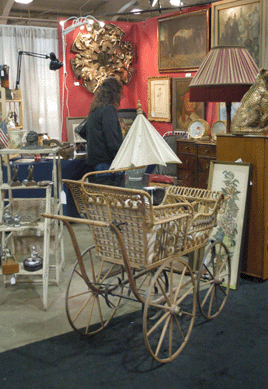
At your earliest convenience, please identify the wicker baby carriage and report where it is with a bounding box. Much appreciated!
[43,170,230,363]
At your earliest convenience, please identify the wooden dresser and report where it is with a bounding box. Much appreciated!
[176,139,216,189]
[217,134,268,280]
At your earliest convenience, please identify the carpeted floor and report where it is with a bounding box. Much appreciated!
[0,276,268,389]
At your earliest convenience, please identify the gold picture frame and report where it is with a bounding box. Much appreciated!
[172,77,205,132]
[157,9,210,72]
[211,0,267,68]
[147,76,171,122]
[66,116,87,144]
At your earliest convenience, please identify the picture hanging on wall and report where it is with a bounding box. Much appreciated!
[211,0,266,68]
[157,9,210,72]
[147,76,171,122]
[172,77,205,132]
[208,161,252,290]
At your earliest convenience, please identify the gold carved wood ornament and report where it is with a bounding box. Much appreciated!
[71,23,135,93]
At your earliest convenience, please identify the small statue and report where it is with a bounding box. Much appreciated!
[8,165,21,187]
[13,214,21,228]
[22,130,43,149]
[23,246,43,272]
[231,68,268,135]
[2,209,14,226]
[2,209,21,227]
[22,164,36,186]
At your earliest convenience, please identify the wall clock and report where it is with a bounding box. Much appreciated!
[71,23,134,93]
[211,120,227,141]
[188,119,209,139]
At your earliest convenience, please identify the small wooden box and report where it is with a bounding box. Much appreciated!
[1,255,19,275]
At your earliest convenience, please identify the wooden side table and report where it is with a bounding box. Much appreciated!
[176,139,216,189]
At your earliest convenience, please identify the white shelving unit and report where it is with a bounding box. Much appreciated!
[0,147,65,310]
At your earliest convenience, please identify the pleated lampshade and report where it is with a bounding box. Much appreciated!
[189,46,259,132]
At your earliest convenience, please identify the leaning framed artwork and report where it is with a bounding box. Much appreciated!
[172,77,205,132]
[66,116,87,144]
[157,9,210,72]
[211,0,267,68]
[208,161,252,290]
[147,76,171,122]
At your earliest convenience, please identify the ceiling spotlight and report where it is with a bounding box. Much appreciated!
[14,0,33,4]
[170,0,183,5]
[132,8,142,14]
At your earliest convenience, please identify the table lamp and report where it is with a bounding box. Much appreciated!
[189,46,259,133]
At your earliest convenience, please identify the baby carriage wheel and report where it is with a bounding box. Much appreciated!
[66,246,124,335]
[197,241,231,320]
[143,257,196,363]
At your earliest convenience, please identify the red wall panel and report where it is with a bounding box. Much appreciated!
[58,7,216,141]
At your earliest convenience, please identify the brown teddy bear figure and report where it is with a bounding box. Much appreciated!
[231,68,268,135]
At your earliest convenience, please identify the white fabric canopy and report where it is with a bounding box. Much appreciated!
[110,108,182,170]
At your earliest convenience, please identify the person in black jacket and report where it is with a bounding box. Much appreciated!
[80,77,125,186]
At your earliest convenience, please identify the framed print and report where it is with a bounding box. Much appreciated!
[157,9,210,72]
[211,0,267,68]
[147,76,171,122]
[217,102,241,121]
[172,77,205,132]
[117,108,146,138]
[66,116,87,144]
[208,161,252,290]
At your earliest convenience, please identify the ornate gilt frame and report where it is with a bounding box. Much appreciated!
[211,0,267,68]
[147,76,171,122]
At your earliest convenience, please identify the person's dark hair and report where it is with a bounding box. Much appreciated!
[90,77,123,112]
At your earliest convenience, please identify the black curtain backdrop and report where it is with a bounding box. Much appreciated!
[1,277,268,389]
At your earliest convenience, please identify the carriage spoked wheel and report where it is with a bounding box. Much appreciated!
[143,257,196,363]
[66,246,124,336]
[197,241,231,320]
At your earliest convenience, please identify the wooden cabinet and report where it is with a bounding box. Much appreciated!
[217,134,268,280]
[176,139,216,189]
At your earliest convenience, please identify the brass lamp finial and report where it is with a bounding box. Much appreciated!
[137,100,143,115]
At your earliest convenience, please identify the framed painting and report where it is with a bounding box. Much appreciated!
[157,9,210,72]
[211,0,267,68]
[172,77,205,132]
[66,116,87,144]
[217,102,241,121]
[208,161,252,290]
[147,76,171,122]
[117,108,146,138]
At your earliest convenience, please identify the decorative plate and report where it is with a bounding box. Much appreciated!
[188,119,209,139]
[211,120,227,140]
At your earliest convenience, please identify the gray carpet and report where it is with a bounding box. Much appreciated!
[0,276,267,389]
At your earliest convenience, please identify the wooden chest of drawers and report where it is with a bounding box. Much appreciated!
[176,139,216,189]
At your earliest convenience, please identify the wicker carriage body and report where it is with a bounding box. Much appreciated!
[63,180,224,270]
[41,178,230,363]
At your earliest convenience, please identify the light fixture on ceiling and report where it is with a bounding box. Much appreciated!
[131,8,142,15]
[170,0,183,5]
[14,0,33,4]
